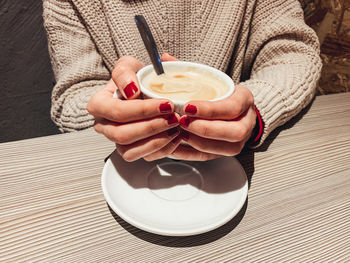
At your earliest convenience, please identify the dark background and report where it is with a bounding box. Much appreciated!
[0,0,59,143]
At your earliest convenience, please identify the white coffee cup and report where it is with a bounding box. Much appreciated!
[137,61,235,114]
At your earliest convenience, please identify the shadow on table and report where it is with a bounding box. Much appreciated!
[236,97,315,189]
[255,96,315,153]
[107,199,248,247]
[236,149,255,189]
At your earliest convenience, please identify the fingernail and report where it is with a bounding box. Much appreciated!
[180,130,190,141]
[179,116,190,127]
[185,104,197,115]
[167,127,178,136]
[159,102,172,113]
[166,113,178,125]
[124,82,138,98]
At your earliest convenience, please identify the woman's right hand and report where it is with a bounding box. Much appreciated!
[87,56,181,162]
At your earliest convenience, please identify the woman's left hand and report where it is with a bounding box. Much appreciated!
[171,85,257,161]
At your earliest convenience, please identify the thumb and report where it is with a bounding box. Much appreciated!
[161,53,180,62]
[112,56,145,100]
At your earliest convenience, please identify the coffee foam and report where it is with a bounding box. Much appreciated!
[142,69,228,101]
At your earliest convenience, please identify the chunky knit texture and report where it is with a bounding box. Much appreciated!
[43,0,322,146]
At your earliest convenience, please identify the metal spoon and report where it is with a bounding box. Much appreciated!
[135,15,164,75]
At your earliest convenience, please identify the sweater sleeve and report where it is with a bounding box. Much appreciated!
[240,0,322,146]
[43,0,110,132]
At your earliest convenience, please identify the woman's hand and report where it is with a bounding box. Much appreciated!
[172,85,257,161]
[87,56,181,162]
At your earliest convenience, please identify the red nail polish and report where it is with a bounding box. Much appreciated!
[159,102,172,113]
[185,104,197,115]
[179,116,190,127]
[167,127,178,136]
[166,113,178,125]
[180,130,190,141]
[124,82,138,98]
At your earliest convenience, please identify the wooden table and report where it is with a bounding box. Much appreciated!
[1,93,349,262]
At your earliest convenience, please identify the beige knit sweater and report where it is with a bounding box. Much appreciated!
[43,0,322,146]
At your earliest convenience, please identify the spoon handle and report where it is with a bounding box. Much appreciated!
[135,15,164,75]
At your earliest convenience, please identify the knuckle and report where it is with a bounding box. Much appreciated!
[194,139,207,152]
[229,144,241,156]
[235,129,246,142]
[86,95,99,115]
[143,156,153,162]
[115,56,137,71]
[111,133,125,145]
[146,121,159,135]
[115,56,128,66]
[120,55,134,62]
[200,123,211,138]
[207,106,216,118]
[122,151,136,162]
[202,103,216,119]
[235,124,248,141]
[93,121,101,133]
[111,107,123,122]
[117,56,127,64]
[113,62,131,80]
[111,67,119,81]
[234,103,243,115]
[227,100,236,115]
[116,64,128,76]
[151,139,164,150]
[199,152,210,161]
[109,127,130,145]
[209,126,229,142]
[140,102,150,119]
[244,87,254,104]
[146,151,165,162]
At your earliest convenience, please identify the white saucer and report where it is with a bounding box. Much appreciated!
[101,152,248,236]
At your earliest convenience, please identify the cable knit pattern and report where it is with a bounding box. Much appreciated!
[43,0,322,146]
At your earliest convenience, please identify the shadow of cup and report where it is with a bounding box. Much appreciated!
[110,151,247,194]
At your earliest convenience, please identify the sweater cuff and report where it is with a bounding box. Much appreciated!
[51,80,108,132]
[239,79,286,147]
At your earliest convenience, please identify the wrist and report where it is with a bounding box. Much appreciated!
[247,106,264,146]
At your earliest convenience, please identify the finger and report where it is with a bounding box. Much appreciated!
[143,135,182,162]
[88,87,175,122]
[115,128,180,162]
[183,85,254,120]
[179,106,256,142]
[170,144,222,161]
[104,79,119,93]
[112,56,145,99]
[94,113,179,145]
[181,131,244,156]
[161,53,180,62]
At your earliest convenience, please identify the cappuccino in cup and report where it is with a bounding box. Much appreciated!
[143,69,229,101]
[137,61,235,113]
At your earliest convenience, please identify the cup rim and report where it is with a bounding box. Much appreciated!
[137,61,235,105]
